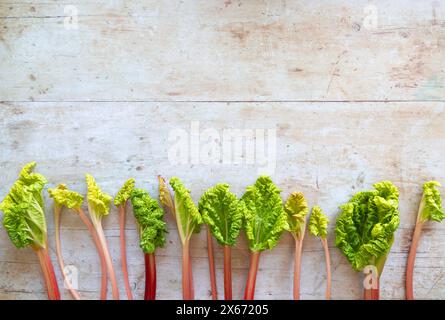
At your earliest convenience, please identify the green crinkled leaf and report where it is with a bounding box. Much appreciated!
[130,188,167,254]
[199,184,245,246]
[0,162,48,249]
[86,174,112,220]
[48,184,84,209]
[284,192,308,238]
[241,176,287,252]
[419,181,445,222]
[335,181,400,273]
[169,177,202,244]
[114,178,135,206]
[309,206,329,238]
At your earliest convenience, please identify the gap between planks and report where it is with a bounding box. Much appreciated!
[1,100,445,104]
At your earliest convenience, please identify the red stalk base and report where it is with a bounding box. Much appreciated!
[182,241,194,300]
[144,253,157,300]
[364,276,380,300]
[406,221,423,300]
[207,228,218,300]
[223,245,232,300]
[35,247,60,300]
[244,251,261,300]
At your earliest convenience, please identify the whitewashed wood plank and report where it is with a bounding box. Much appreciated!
[0,0,444,101]
[0,101,444,299]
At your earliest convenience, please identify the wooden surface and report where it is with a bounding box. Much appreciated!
[0,1,444,300]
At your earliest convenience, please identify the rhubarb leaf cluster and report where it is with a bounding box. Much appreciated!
[114,178,135,206]
[48,184,84,209]
[199,183,245,246]
[419,181,445,223]
[309,206,329,238]
[284,192,309,239]
[242,176,288,252]
[0,162,48,248]
[169,177,202,244]
[86,174,112,219]
[335,181,400,273]
[130,188,167,253]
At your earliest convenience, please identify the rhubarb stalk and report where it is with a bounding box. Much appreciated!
[49,184,84,300]
[0,162,60,300]
[159,176,202,300]
[77,208,108,300]
[34,246,61,300]
[144,253,157,300]
[242,176,288,300]
[308,206,331,300]
[130,187,167,300]
[244,251,260,300]
[284,192,308,300]
[49,183,108,300]
[199,183,244,300]
[114,178,136,300]
[406,181,444,300]
[293,235,304,299]
[223,246,232,299]
[335,181,400,300]
[86,174,120,300]
[207,227,218,300]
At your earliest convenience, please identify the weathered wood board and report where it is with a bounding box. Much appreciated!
[1,0,445,300]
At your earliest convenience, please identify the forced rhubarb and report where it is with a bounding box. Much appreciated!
[242,176,287,300]
[130,187,167,300]
[284,192,308,300]
[48,184,84,300]
[199,184,245,300]
[335,181,400,300]
[406,181,444,300]
[114,178,136,300]
[48,184,108,300]
[86,174,120,300]
[308,206,331,300]
[158,176,202,300]
[0,162,60,300]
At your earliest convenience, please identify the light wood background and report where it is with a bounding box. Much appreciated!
[0,0,444,300]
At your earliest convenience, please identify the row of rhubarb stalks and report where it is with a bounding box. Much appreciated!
[0,162,443,300]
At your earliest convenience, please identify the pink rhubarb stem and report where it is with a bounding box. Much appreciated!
[207,227,218,300]
[54,207,81,300]
[244,251,261,300]
[293,234,304,300]
[364,276,380,300]
[406,221,424,300]
[35,246,61,300]
[119,204,133,300]
[321,237,331,300]
[144,253,157,300]
[223,245,232,300]
[94,220,120,300]
[78,208,108,300]
[182,240,192,300]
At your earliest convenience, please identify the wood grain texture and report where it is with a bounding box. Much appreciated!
[0,0,444,300]
[1,102,445,299]
[0,0,444,101]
